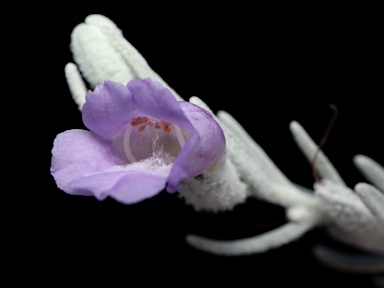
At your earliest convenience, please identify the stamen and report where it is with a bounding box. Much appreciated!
[160,120,171,133]
[312,104,338,182]
[131,116,149,127]
[123,125,139,163]
[173,125,186,148]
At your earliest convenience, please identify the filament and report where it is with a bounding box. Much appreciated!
[123,125,139,163]
[312,104,338,182]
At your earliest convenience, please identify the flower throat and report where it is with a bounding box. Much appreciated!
[123,116,187,163]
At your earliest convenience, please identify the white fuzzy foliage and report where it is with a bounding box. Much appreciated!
[66,14,183,111]
[219,113,318,207]
[354,182,384,227]
[354,154,384,192]
[64,63,87,110]
[315,179,384,254]
[186,119,384,269]
[70,23,134,88]
[180,155,248,212]
[186,221,316,255]
[189,96,315,208]
[84,15,182,101]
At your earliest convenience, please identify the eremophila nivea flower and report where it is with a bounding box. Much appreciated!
[51,78,225,204]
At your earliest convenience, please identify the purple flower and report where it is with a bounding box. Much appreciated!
[51,78,225,204]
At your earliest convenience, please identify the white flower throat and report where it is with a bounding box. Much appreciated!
[123,116,188,163]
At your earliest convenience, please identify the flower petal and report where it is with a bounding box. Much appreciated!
[51,129,122,195]
[167,101,226,192]
[68,171,167,204]
[128,78,193,131]
[82,81,136,139]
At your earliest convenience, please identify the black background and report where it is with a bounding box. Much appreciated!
[8,4,383,287]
